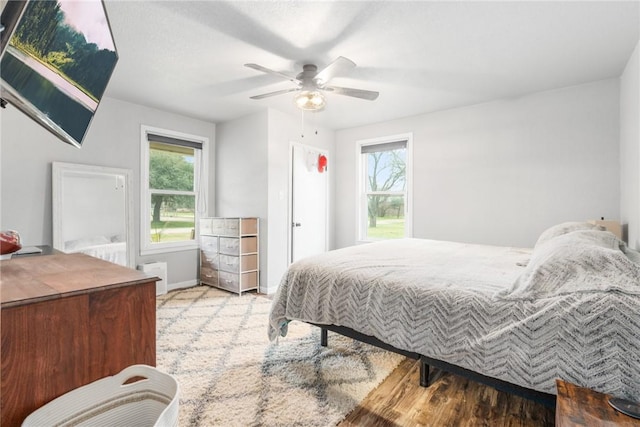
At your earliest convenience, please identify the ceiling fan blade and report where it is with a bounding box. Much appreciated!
[324,86,379,101]
[244,63,298,83]
[314,56,356,86]
[249,87,299,100]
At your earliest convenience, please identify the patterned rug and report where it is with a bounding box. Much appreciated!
[156,286,404,426]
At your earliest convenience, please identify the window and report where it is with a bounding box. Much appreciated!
[140,125,208,255]
[357,134,412,242]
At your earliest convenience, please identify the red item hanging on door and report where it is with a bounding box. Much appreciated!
[317,154,327,173]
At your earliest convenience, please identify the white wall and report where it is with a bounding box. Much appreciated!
[215,110,269,291]
[335,79,621,249]
[216,108,335,293]
[1,96,216,288]
[620,40,640,250]
[266,108,335,292]
[215,111,269,218]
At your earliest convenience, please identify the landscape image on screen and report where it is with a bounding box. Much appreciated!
[0,0,117,147]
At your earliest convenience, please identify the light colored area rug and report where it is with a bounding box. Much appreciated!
[156,286,404,427]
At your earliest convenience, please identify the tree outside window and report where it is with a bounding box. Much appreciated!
[359,137,411,241]
[140,126,208,255]
[149,142,196,243]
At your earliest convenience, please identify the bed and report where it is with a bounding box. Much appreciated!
[268,222,640,405]
[64,235,128,267]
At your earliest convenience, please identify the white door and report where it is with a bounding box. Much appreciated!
[291,143,328,263]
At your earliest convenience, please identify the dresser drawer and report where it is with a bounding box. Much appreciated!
[200,266,218,286]
[218,271,258,292]
[200,235,218,254]
[200,218,213,235]
[200,252,219,270]
[222,218,240,235]
[218,254,258,273]
[210,218,244,236]
[210,218,227,235]
[209,218,258,236]
[219,236,257,255]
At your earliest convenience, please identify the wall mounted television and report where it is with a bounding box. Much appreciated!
[0,0,118,148]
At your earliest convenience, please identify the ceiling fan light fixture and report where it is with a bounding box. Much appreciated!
[294,90,326,111]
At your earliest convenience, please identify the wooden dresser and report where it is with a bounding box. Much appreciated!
[0,253,157,427]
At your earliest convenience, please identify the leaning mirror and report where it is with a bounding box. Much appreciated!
[52,162,134,268]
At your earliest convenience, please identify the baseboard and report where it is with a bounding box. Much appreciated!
[167,279,198,293]
[164,280,275,294]
[261,283,279,295]
[165,280,274,294]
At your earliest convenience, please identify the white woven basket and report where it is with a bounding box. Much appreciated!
[22,365,179,427]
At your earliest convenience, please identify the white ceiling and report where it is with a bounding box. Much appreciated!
[103,1,640,130]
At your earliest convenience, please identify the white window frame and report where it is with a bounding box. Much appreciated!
[356,133,413,243]
[140,125,209,256]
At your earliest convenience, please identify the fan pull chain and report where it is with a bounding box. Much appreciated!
[313,111,318,135]
[300,109,319,138]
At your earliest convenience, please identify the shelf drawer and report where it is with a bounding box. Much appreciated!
[209,218,258,236]
[209,218,227,235]
[200,253,219,270]
[200,218,213,235]
[218,271,258,292]
[200,235,218,254]
[210,218,243,236]
[218,254,258,273]
[219,236,257,255]
[200,266,218,286]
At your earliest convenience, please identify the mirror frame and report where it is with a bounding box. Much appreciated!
[52,162,135,268]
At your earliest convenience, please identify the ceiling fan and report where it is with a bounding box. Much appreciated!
[244,56,379,111]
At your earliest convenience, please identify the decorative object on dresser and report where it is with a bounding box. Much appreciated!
[0,253,158,427]
[199,217,259,294]
[0,229,21,259]
[556,380,640,426]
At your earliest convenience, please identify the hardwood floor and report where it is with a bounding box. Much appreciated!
[257,292,555,426]
[339,358,555,427]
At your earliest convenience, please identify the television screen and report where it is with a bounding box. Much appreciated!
[0,0,117,148]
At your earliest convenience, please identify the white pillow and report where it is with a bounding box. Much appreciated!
[499,230,640,300]
[534,221,605,249]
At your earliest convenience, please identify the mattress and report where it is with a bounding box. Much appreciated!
[76,241,127,266]
[65,236,127,267]
[269,237,640,400]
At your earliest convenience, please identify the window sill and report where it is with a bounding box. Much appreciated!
[140,242,198,256]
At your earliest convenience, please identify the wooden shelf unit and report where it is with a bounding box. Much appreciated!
[199,217,259,294]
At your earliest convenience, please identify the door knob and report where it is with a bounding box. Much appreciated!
[292,222,302,227]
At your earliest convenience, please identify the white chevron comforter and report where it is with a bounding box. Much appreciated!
[269,236,640,400]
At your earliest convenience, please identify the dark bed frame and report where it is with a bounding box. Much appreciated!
[315,323,556,409]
